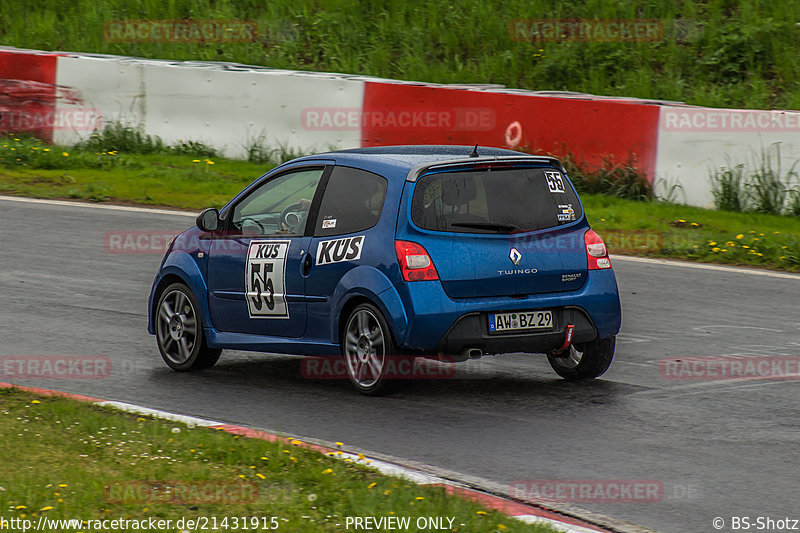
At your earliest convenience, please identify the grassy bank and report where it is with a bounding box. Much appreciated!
[1,0,799,110]
[1,133,799,271]
[0,387,555,532]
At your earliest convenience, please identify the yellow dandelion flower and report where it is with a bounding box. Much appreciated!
[291,439,302,445]
[16,506,27,510]
[476,511,487,515]
[43,148,50,152]
[368,482,377,489]
[736,234,743,239]
[62,152,69,157]
[357,453,366,461]
[58,484,67,488]
[774,231,781,234]
[31,400,40,404]
[260,456,269,460]
[498,526,507,531]
[192,159,200,163]
[691,222,699,226]
[256,473,265,479]
[206,161,215,165]
[749,230,755,234]
[677,219,686,223]
[40,506,53,511]
[322,468,333,475]
[781,246,788,249]
[742,246,750,249]
[415,497,424,500]
[759,233,764,236]
[780,256,786,260]
[238,474,246,479]
[708,241,717,246]
[712,247,720,252]
[335,442,343,447]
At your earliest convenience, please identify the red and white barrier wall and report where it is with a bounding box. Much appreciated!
[3,46,800,207]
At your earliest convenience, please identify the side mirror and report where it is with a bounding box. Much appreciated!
[196,208,220,232]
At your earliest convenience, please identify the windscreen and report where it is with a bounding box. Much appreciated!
[411,167,582,234]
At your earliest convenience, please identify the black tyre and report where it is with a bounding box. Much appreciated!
[342,303,406,395]
[547,336,615,380]
[155,283,221,371]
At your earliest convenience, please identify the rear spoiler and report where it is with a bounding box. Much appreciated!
[405,155,567,182]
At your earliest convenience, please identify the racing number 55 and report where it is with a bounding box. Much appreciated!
[249,262,274,311]
[245,240,290,318]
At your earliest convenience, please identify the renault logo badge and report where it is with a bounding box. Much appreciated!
[509,247,522,265]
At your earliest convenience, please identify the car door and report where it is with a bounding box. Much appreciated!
[206,165,329,337]
[304,165,389,333]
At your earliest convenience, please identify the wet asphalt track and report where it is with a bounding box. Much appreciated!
[2,196,799,533]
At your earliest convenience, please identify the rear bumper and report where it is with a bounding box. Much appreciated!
[398,269,621,354]
[436,306,596,356]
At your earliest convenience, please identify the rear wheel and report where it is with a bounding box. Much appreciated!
[342,303,404,395]
[547,336,615,380]
[156,283,221,371]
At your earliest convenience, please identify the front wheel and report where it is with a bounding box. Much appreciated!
[546,336,615,380]
[342,303,405,396]
[155,283,221,371]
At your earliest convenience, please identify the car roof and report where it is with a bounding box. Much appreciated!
[288,145,533,180]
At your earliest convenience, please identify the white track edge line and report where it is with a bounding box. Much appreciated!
[0,195,196,216]
[2,194,797,280]
[611,254,800,279]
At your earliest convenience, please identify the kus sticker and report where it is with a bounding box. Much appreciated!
[321,218,337,229]
[316,235,365,266]
[545,170,566,193]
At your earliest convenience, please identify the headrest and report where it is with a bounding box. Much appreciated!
[441,177,477,206]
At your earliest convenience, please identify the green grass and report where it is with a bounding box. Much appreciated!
[0,134,269,210]
[584,194,800,270]
[1,0,800,109]
[0,387,556,533]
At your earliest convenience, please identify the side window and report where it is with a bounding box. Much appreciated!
[314,166,388,237]
[231,167,324,236]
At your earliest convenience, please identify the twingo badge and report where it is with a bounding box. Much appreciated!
[316,235,365,266]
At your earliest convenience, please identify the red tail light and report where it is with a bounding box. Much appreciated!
[585,229,612,270]
[395,241,439,281]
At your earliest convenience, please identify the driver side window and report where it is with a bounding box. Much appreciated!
[231,167,325,236]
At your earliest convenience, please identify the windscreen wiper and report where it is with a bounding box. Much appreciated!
[449,222,521,233]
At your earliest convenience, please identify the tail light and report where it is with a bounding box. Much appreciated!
[395,241,439,281]
[585,229,612,270]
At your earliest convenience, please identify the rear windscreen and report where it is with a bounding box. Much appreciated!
[411,167,582,234]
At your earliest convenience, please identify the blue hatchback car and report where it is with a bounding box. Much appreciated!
[148,145,622,394]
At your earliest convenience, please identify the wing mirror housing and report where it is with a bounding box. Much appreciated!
[196,207,221,232]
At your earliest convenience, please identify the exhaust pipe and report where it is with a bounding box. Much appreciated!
[467,348,483,359]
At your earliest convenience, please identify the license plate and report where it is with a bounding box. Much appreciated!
[488,310,553,333]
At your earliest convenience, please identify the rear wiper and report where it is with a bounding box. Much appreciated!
[449,222,521,233]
